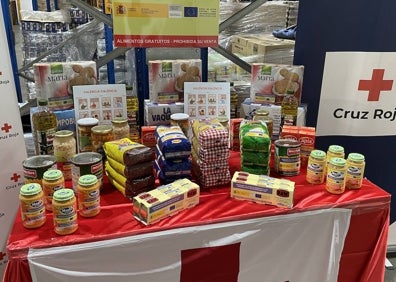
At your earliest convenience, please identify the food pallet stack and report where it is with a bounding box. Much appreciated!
[103,138,155,199]
[191,119,231,189]
[239,120,271,175]
[154,126,192,184]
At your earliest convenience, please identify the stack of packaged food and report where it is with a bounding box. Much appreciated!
[191,119,231,189]
[239,120,271,175]
[154,125,192,184]
[103,138,155,199]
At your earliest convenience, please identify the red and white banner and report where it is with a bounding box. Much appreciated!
[0,4,27,277]
[317,52,396,137]
[28,209,351,282]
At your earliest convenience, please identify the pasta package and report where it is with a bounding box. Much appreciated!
[106,156,153,180]
[156,147,192,174]
[103,138,152,166]
[191,150,229,169]
[240,120,271,152]
[155,126,191,160]
[192,119,229,149]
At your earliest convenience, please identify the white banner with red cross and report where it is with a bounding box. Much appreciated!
[0,3,27,277]
[28,209,351,282]
[317,52,396,136]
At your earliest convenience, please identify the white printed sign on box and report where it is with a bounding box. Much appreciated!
[317,52,396,136]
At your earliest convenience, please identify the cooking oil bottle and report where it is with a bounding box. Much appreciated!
[280,90,298,127]
[32,99,58,155]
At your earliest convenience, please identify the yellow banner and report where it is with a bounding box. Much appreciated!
[113,0,219,48]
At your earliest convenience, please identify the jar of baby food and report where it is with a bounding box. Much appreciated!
[52,188,78,235]
[77,174,101,217]
[326,157,347,194]
[42,169,65,211]
[306,150,326,184]
[19,183,46,229]
[345,153,365,189]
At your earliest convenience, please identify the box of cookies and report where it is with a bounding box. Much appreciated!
[250,63,304,105]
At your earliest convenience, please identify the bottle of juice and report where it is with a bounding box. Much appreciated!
[280,90,298,127]
[32,99,57,155]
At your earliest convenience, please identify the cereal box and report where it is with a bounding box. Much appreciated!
[148,59,202,103]
[250,63,304,105]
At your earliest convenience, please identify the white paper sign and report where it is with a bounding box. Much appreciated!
[73,84,127,125]
[184,82,230,120]
[0,6,27,276]
[317,52,396,136]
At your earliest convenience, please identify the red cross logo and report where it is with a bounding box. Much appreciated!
[1,123,12,133]
[358,69,393,101]
[10,173,21,182]
[0,252,6,261]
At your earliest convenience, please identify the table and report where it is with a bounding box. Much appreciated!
[3,152,391,282]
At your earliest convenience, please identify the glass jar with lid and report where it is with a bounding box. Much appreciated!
[253,109,273,139]
[77,118,99,153]
[111,117,130,140]
[91,125,114,158]
[54,130,76,181]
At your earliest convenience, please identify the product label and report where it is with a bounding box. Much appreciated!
[36,128,56,155]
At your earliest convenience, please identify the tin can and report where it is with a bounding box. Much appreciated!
[22,155,57,186]
[345,153,365,189]
[71,152,103,193]
[78,174,101,217]
[326,157,347,194]
[170,113,190,137]
[77,118,98,152]
[42,169,65,211]
[52,189,78,235]
[274,139,301,176]
[306,150,326,184]
[19,183,46,229]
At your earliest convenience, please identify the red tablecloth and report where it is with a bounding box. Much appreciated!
[3,151,391,282]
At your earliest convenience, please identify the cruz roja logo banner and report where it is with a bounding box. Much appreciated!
[316,52,396,136]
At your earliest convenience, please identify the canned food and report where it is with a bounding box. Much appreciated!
[23,155,57,186]
[274,139,301,176]
[77,118,98,152]
[71,152,103,193]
